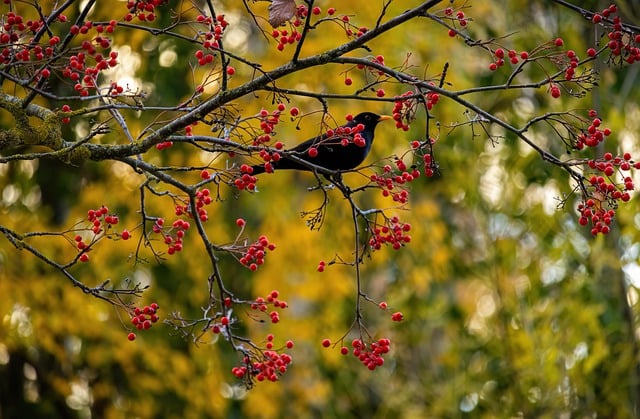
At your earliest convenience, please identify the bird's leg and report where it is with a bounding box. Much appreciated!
[327,172,353,196]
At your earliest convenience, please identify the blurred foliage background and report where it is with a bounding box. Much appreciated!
[2,0,640,417]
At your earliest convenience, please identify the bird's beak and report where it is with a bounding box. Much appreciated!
[377,115,392,122]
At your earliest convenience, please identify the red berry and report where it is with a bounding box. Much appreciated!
[391,312,404,321]
[554,38,564,47]
[127,332,136,341]
[226,66,235,76]
[236,218,246,227]
[308,147,318,158]
[321,338,331,347]
[121,230,130,240]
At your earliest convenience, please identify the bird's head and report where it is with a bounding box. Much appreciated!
[352,112,392,128]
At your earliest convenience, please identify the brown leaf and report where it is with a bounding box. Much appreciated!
[268,0,296,28]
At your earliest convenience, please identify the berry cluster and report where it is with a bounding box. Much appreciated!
[193,14,229,65]
[250,290,288,323]
[155,140,173,150]
[64,22,119,97]
[418,148,438,178]
[244,105,303,175]
[445,8,468,37]
[566,109,637,236]
[578,198,616,236]
[128,303,160,340]
[0,10,120,97]
[231,350,293,382]
[317,260,327,272]
[255,107,283,144]
[370,160,420,204]
[592,4,640,65]
[484,3,640,89]
[235,164,258,190]
[563,49,580,81]
[174,188,213,222]
[149,189,214,255]
[424,85,440,111]
[73,205,131,262]
[588,152,639,178]
[577,164,635,236]
[391,91,415,131]
[349,338,391,371]
[74,234,92,263]
[220,294,294,384]
[124,0,166,22]
[488,48,529,71]
[271,27,302,52]
[391,87,439,131]
[260,147,284,173]
[151,217,189,255]
[87,205,118,234]
[574,111,612,150]
[368,216,412,251]
[0,12,63,64]
[268,4,332,52]
[238,235,276,272]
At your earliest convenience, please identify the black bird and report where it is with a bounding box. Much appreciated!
[251,112,391,175]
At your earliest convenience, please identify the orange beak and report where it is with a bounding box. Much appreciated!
[377,115,393,122]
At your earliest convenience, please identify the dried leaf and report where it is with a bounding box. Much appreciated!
[268,0,296,28]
